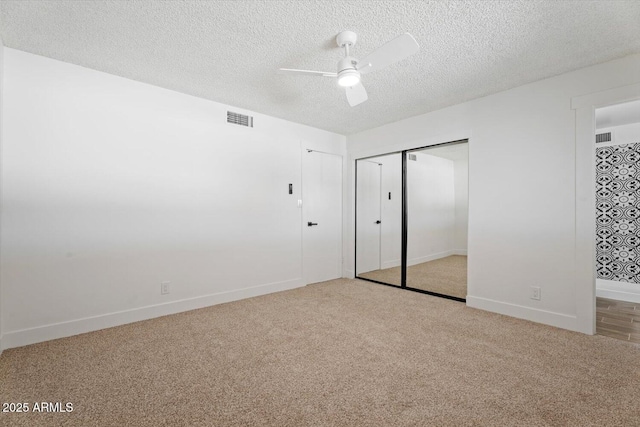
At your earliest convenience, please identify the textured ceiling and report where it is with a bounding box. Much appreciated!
[1,1,640,135]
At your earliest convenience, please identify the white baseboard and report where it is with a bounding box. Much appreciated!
[596,289,640,303]
[378,251,466,270]
[2,278,304,351]
[381,259,401,269]
[466,296,579,332]
[408,250,454,267]
[376,251,467,270]
[345,270,355,279]
[596,279,640,303]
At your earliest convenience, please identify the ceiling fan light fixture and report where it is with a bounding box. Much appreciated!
[337,69,360,87]
[278,31,419,106]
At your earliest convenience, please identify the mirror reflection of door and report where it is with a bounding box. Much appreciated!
[406,142,468,299]
[356,153,402,286]
[356,160,381,275]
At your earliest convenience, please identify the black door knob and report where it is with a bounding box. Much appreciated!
[307,222,318,226]
[375,220,381,224]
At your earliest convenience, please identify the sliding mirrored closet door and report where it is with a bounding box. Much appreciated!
[356,153,402,286]
[406,142,468,299]
[356,140,468,301]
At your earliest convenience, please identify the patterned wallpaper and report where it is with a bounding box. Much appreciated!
[596,143,640,283]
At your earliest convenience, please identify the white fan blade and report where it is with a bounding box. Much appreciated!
[346,82,368,107]
[279,68,337,77]
[357,33,419,75]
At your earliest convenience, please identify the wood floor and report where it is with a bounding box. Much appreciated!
[596,297,640,344]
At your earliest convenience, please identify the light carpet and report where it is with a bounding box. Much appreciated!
[1,279,638,426]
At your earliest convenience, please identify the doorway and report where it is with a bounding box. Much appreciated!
[593,100,640,344]
[302,149,343,284]
[355,140,468,301]
[572,81,640,335]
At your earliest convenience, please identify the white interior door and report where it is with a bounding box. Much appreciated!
[302,150,342,284]
[356,160,382,274]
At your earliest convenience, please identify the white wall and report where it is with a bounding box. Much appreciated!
[0,48,346,349]
[407,153,455,265]
[407,151,468,263]
[596,122,640,146]
[348,53,640,333]
[0,36,4,354]
[454,157,469,253]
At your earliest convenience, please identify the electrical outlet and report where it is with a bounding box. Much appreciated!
[530,286,541,301]
[161,281,170,295]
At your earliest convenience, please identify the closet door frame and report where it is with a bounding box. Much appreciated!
[355,139,468,302]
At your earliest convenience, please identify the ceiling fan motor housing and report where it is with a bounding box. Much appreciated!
[337,57,360,87]
[338,56,358,73]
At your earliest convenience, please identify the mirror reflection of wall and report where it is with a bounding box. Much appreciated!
[356,153,402,286]
[406,142,468,299]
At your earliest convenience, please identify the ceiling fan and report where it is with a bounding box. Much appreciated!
[279,31,420,107]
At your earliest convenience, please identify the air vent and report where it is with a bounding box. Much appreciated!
[408,154,417,161]
[596,132,612,143]
[227,111,253,127]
